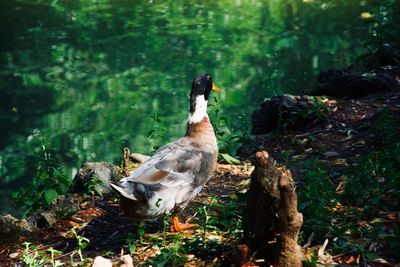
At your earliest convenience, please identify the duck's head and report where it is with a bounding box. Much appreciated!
[189,73,220,124]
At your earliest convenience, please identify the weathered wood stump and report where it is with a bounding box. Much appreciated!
[245,151,303,266]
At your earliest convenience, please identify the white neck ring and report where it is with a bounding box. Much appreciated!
[188,95,208,124]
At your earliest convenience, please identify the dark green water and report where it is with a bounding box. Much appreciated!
[0,0,377,214]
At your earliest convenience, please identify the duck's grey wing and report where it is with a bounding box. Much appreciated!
[123,138,203,187]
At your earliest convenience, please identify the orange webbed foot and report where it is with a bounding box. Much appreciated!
[170,216,198,232]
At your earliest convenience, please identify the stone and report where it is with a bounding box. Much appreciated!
[9,252,19,259]
[92,256,112,267]
[252,94,327,134]
[120,254,134,267]
[0,214,31,244]
[312,68,399,98]
[71,162,122,195]
[40,212,57,226]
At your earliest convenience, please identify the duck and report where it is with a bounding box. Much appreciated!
[111,73,220,231]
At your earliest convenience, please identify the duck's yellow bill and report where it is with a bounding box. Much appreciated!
[212,83,221,92]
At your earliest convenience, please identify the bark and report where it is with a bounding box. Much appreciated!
[276,170,303,267]
[245,150,303,266]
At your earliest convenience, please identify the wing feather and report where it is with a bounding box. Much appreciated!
[123,138,203,186]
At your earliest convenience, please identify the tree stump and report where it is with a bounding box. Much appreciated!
[245,151,303,266]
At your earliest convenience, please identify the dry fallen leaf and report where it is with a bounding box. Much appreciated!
[317,239,336,267]
[345,255,355,264]
[328,158,350,168]
[370,258,394,266]
[69,220,79,228]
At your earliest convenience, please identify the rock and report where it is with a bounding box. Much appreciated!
[312,68,399,98]
[50,194,81,215]
[252,94,327,134]
[120,254,134,267]
[0,214,32,244]
[28,209,50,229]
[28,195,81,228]
[92,256,112,267]
[9,252,19,259]
[363,43,400,71]
[71,162,122,195]
[40,212,57,226]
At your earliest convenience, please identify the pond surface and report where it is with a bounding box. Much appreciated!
[0,0,375,214]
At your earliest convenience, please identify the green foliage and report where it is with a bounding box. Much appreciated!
[86,175,107,197]
[12,134,71,217]
[68,227,91,263]
[303,251,319,267]
[297,159,337,238]
[276,96,328,132]
[121,194,243,266]
[147,113,167,154]
[20,242,64,267]
[298,108,400,258]
[146,235,188,267]
[294,96,327,121]
[220,153,241,165]
[209,95,253,162]
[364,0,400,47]
[343,110,400,209]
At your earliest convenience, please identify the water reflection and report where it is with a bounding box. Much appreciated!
[0,0,373,214]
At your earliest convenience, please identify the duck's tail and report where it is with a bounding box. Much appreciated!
[110,182,138,201]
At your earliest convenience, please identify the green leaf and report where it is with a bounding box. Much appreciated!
[137,228,145,236]
[129,245,137,254]
[220,153,240,165]
[44,189,59,205]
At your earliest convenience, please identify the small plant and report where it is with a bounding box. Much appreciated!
[208,96,251,163]
[303,248,319,267]
[47,247,64,267]
[20,242,64,267]
[12,131,71,217]
[20,242,46,267]
[68,227,90,263]
[147,113,166,153]
[146,234,188,267]
[297,159,337,242]
[197,195,220,235]
[125,222,146,254]
[125,232,138,254]
[87,175,106,197]
[297,108,400,258]
[119,193,245,266]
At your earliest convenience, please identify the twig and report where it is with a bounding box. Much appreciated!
[294,128,328,138]
[54,250,75,261]
[37,241,64,250]
[302,232,315,248]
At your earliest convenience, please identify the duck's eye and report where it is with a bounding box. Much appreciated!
[197,81,201,85]
[206,75,211,80]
